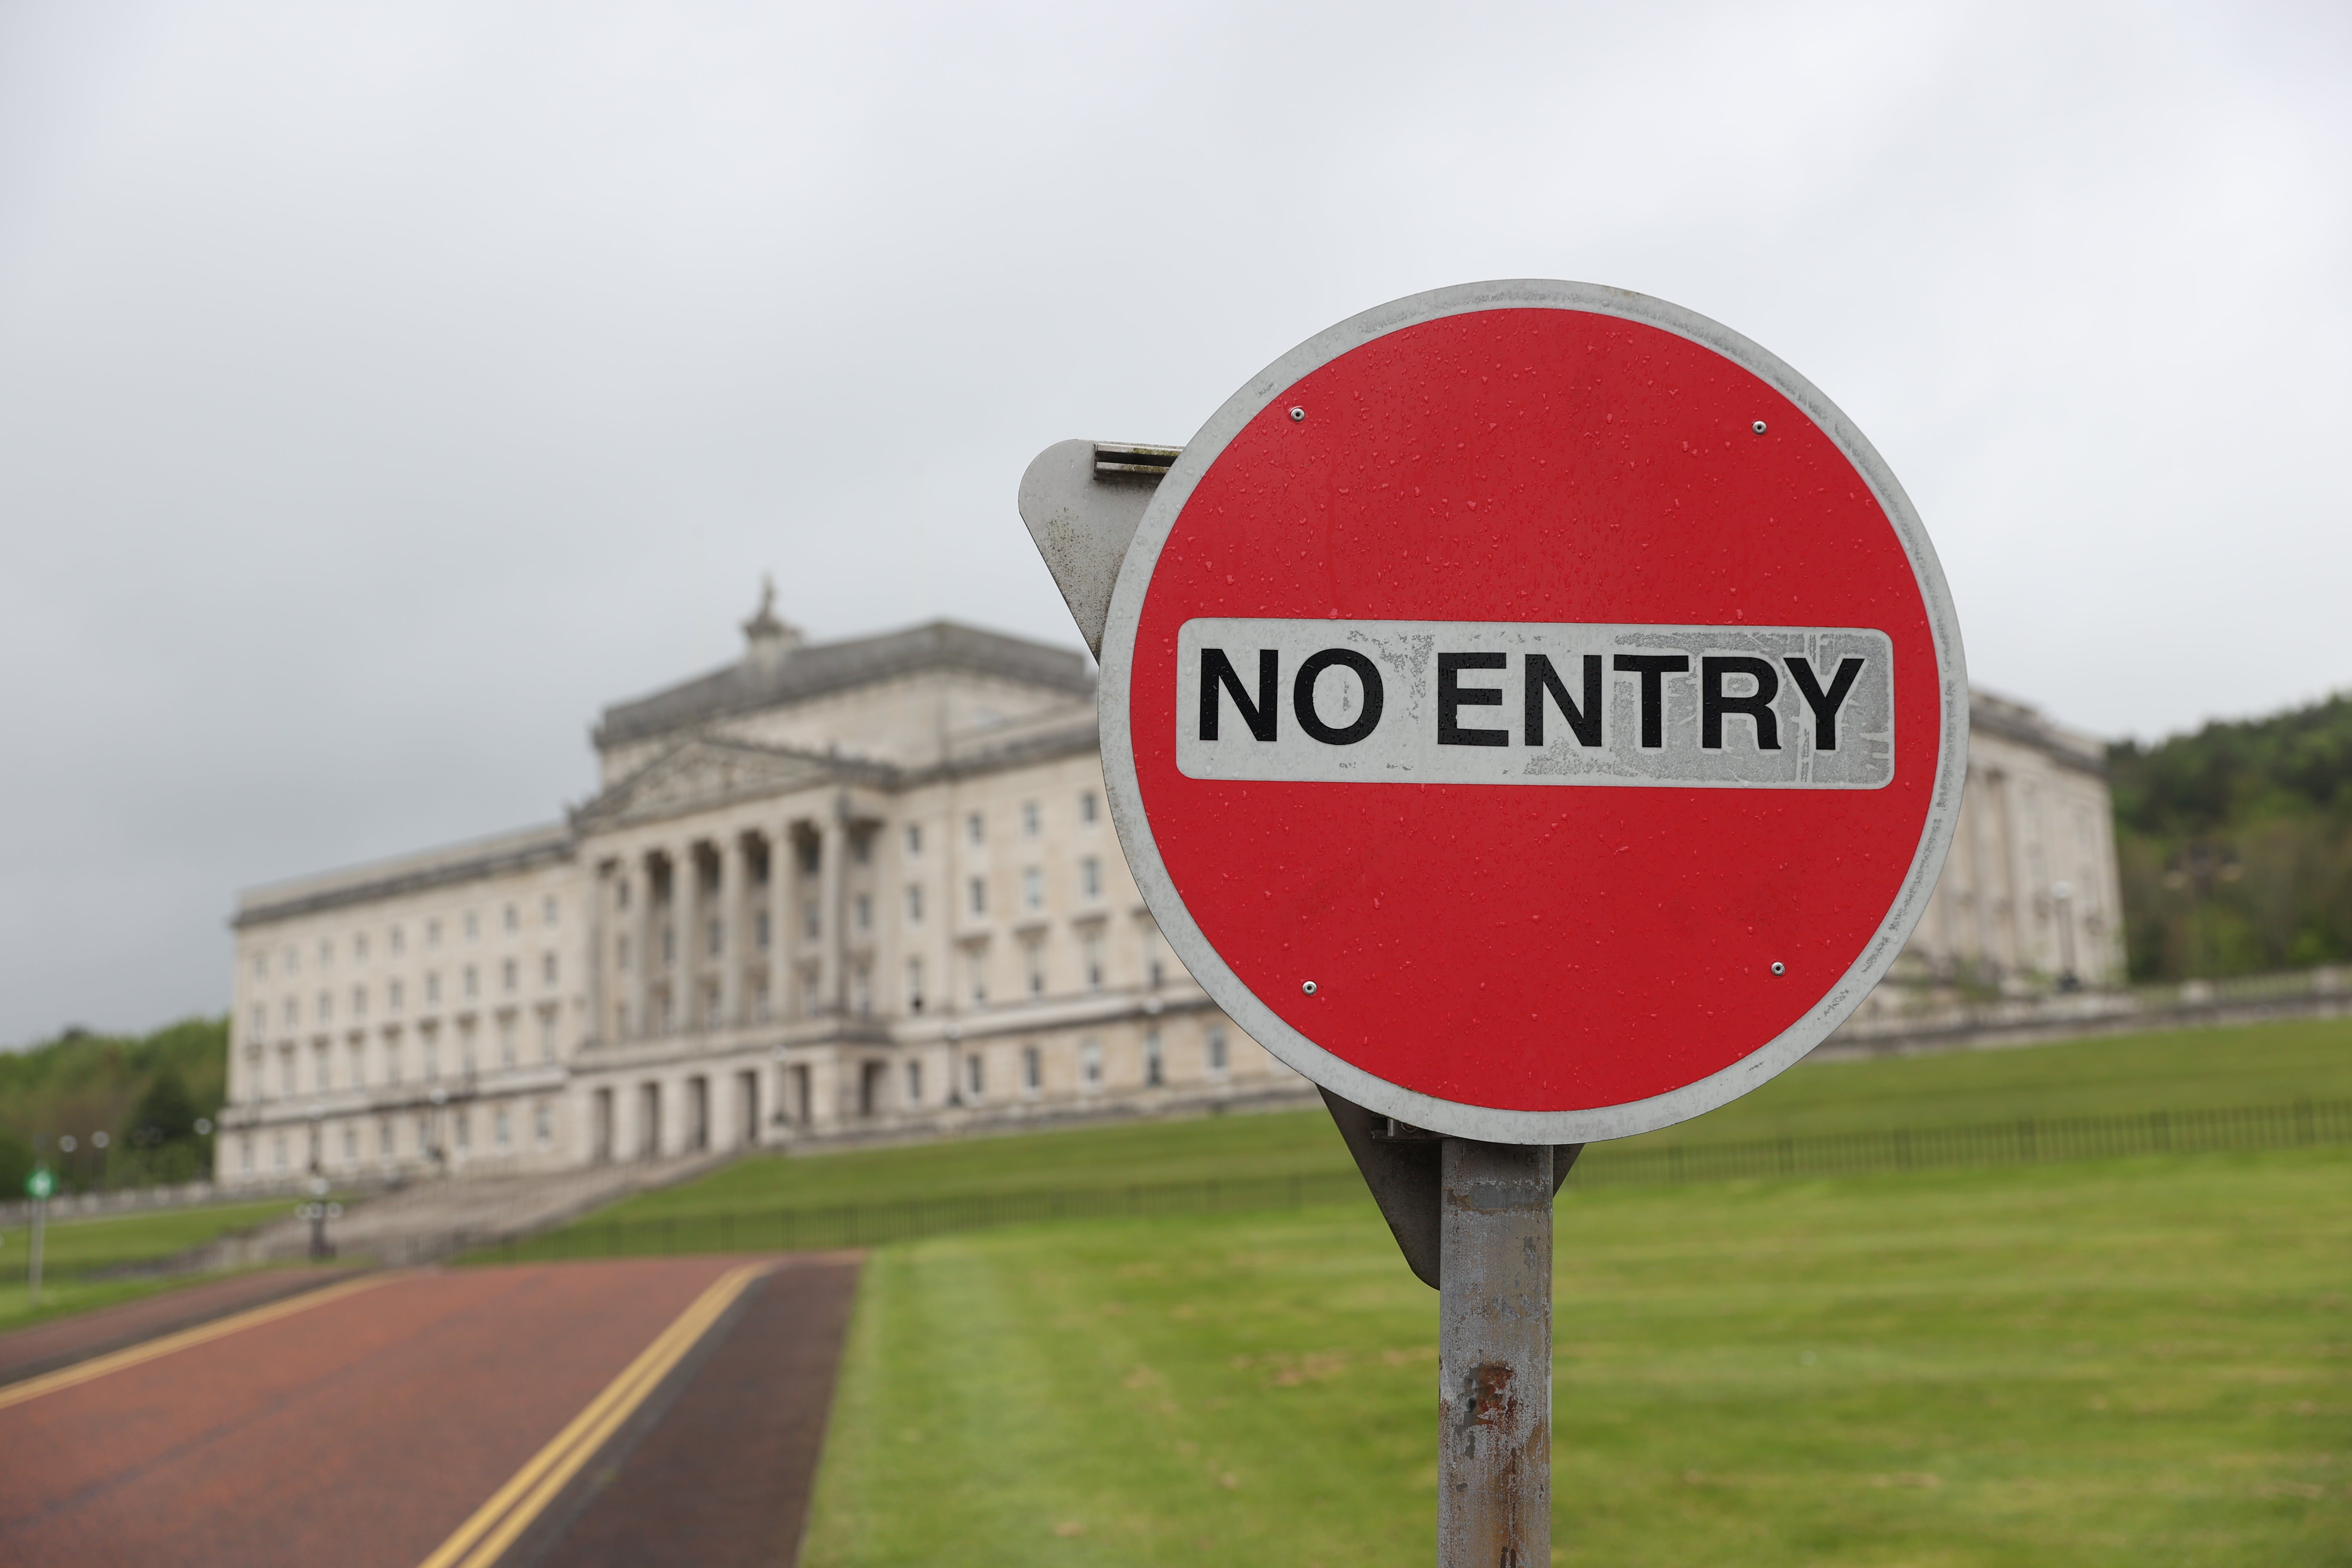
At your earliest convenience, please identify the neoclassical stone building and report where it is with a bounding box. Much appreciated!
[217,594,2122,1186]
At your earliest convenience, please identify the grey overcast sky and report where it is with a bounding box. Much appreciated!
[1,0,2346,1045]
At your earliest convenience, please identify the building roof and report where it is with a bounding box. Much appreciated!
[593,619,1095,750]
[234,822,573,929]
[1969,689,2107,777]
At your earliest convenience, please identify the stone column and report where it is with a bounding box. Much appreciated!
[587,861,609,1047]
[818,809,846,1016]
[717,833,744,1029]
[781,827,809,1025]
[626,850,651,1041]
[670,843,695,1034]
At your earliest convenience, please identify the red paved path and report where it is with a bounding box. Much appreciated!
[0,1268,366,1386]
[0,1259,746,1568]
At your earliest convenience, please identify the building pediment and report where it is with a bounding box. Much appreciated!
[572,737,891,829]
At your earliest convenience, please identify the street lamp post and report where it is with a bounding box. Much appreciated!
[297,1174,343,1261]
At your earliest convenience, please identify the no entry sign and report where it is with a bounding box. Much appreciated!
[1095,280,1966,1144]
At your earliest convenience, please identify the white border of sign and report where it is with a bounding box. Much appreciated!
[1097,280,1969,1144]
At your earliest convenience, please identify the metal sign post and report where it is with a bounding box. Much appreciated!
[1022,279,1962,1564]
[25,1166,54,1308]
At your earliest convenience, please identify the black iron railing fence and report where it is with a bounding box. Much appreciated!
[472,1097,2352,1265]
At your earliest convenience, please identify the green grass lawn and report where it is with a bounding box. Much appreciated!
[802,1148,2352,1567]
[561,1017,2352,1231]
[0,1198,297,1332]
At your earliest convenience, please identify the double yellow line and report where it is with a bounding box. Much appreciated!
[415,1262,769,1568]
[0,1273,394,1412]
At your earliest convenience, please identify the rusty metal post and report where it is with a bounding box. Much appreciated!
[1438,1139,1551,1568]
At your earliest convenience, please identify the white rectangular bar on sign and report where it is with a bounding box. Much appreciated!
[1175,618,1894,789]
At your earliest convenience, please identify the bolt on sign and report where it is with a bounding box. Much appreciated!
[1020,279,1964,1565]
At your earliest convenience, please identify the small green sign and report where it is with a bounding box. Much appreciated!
[26,1166,53,1200]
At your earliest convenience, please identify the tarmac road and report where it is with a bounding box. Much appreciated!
[0,1255,862,1568]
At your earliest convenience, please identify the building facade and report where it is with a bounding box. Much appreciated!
[216,596,2123,1187]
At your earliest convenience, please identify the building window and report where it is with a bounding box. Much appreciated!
[386,1038,402,1085]
[378,1118,394,1158]
[498,1016,517,1069]
[354,933,369,961]
[851,832,873,867]
[1207,1026,1229,1076]
[803,902,821,940]
[906,957,924,1014]
[616,879,631,911]
[239,1135,254,1172]
[755,911,771,951]
[1149,956,1166,989]
[423,1036,440,1079]
[662,928,677,963]
[1024,941,1045,996]
[1083,933,1105,992]
[273,1133,288,1170]
[1143,1029,1164,1087]
[1080,790,1099,825]
[906,1059,923,1103]
[967,812,984,845]
[352,984,368,1019]
[1022,801,1041,837]
[968,950,987,1005]
[968,877,986,917]
[456,1111,471,1152]
[542,952,558,985]
[852,965,872,1018]
[314,1042,332,1090]
[544,895,559,926]
[464,966,479,999]
[708,917,723,956]
[534,1101,551,1145]
[465,912,479,941]
[1081,1038,1103,1089]
[502,959,518,993]
[1081,858,1102,900]
[389,978,404,1013]
[905,823,922,855]
[249,1004,265,1037]
[318,938,333,968]
[495,1107,511,1148]
[390,925,405,956]
[906,884,924,923]
[253,952,268,980]
[504,904,519,933]
[539,1011,557,1062]
[318,991,333,1024]
[342,1123,358,1163]
[1022,868,1043,911]
[279,1050,296,1095]
[1023,1045,1041,1094]
[966,1053,984,1099]
[283,997,298,1027]
[426,919,441,948]
[348,1039,366,1086]
[616,935,631,970]
[855,894,872,933]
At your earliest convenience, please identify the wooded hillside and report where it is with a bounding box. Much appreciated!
[0,1017,227,1196]
[2109,692,2352,980]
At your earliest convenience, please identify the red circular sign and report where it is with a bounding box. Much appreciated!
[1100,282,1965,1142]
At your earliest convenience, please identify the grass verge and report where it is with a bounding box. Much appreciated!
[802,1148,2352,1567]
[0,1198,299,1332]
